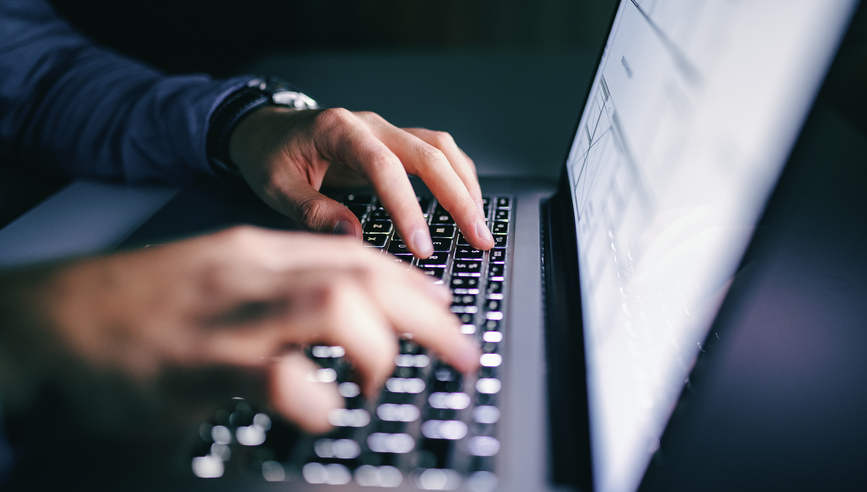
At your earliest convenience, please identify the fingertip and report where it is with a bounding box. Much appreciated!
[270,352,343,435]
[333,218,361,238]
[445,336,482,374]
[474,219,495,250]
[410,227,434,258]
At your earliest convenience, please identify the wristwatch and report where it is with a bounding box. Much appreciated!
[207,76,320,176]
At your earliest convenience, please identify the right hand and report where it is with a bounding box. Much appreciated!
[0,226,479,437]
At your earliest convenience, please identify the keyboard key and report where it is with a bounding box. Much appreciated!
[484,300,502,312]
[490,249,506,263]
[475,378,502,394]
[482,331,503,343]
[496,197,511,209]
[493,235,507,247]
[364,220,393,234]
[456,234,470,246]
[391,254,413,269]
[454,247,484,260]
[421,420,467,440]
[388,241,412,254]
[367,433,415,454]
[420,268,446,281]
[429,225,456,238]
[434,365,459,382]
[431,238,453,252]
[452,294,477,306]
[417,253,449,267]
[363,234,388,247]
[377,404,421,423]
[482,197,490,212]
[494,209,509,221]
[467,436,500,457]
[385,378,426,394]
[488,264,505,280]
[480,353,502,367]
[433,203,449,216]
[428,392,471,410]
[453,261,482,276]
[450,305,478,314]
[482,342,499,353]
[491,222,508,235]
[450,276,479,293]
[328,408,371,427]
[430,213,454,225]
[487,281,503,295]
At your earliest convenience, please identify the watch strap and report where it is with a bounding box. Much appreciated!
[206,85,271,177]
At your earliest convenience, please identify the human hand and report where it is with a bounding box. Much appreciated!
[0,227,479,438]
[228,107,495,258]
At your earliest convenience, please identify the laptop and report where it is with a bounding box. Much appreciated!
[105,1,859,491]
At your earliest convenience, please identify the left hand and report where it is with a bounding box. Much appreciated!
[228,107,495,258]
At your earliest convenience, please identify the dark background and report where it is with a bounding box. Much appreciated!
[46,0,618,76]
[0,0,618,229]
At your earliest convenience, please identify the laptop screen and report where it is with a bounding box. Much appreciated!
[565,1,857,490]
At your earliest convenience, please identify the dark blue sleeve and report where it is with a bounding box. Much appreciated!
[0,0,251,184]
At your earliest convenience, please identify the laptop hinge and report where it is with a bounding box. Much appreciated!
[540,172,593,491]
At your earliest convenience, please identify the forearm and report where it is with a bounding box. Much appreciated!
[0,0,248,183]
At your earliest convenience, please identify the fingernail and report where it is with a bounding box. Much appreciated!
[476,200,486,217]
[411,227,434,258]
[333,220,354,236]
[475,219,494,245]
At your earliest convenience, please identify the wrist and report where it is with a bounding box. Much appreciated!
[207,77,319,177]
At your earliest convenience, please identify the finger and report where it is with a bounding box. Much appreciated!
[315,110,433,257]
[309,278,399,397]
[269,350,342,434]
[404,128,484,213]
[357,266,481,374]
[262,177,362,238]
[364,120,494,251]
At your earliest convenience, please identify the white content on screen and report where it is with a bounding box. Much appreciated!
[565,1,857,491]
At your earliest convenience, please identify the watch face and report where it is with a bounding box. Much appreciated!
[272,91,319,110]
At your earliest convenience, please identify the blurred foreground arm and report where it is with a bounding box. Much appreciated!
[0,227,479,437]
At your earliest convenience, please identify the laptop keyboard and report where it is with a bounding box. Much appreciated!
[191,194,513,491]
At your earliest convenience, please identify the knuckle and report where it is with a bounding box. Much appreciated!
[356,110,384,123]
[365,147,399,172]
[419,143,447,166]
[430,130,455,148]
[298,198,328,230]
[317,107,354,128]
[220,225,261,247]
